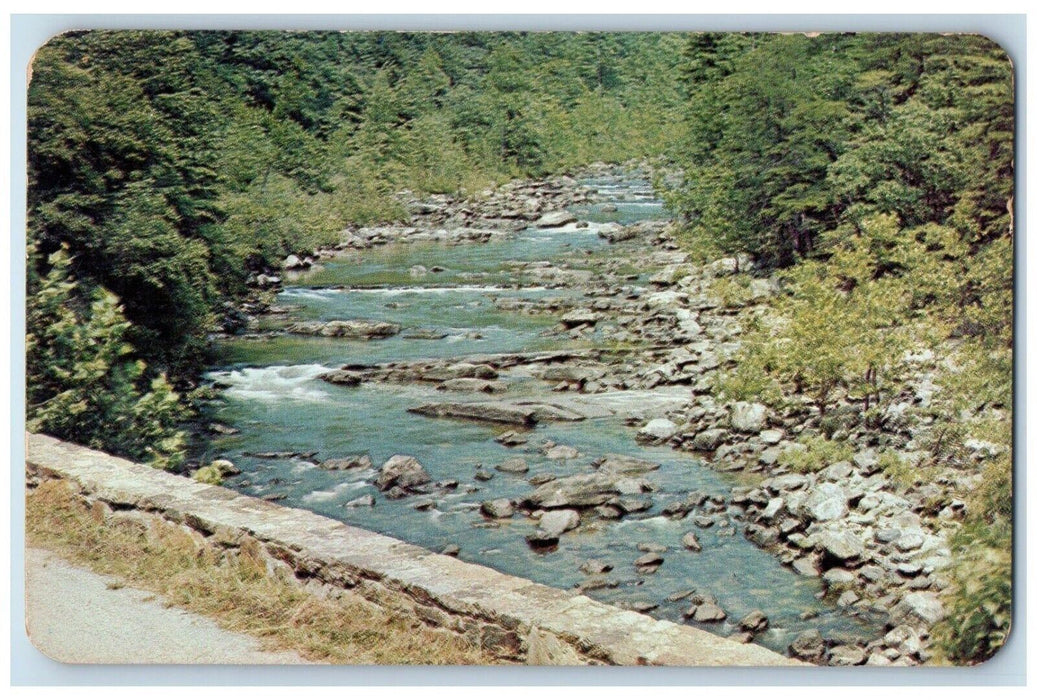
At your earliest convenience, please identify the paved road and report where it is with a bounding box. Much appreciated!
[24,547,311,664]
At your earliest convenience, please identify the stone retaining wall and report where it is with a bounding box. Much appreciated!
[25,432,802,666]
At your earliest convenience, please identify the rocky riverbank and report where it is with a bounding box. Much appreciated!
[205,163,978,666]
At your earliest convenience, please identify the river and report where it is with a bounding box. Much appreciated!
[196,170,880,657]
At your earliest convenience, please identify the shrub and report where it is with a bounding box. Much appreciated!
[776,435,854,474]
[26,247,189,470]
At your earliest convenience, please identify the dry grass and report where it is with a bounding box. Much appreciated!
[26,479,503,665]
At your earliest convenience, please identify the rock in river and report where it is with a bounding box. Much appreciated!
[481,498,515,519]
[593,454,661,474]
[286,319,401,339]
[524,472,651,509]
[320,455,373,471]
[637,418,678,444]
[535,211,577,228]
[374,455,431,492]
[538,509,581,538]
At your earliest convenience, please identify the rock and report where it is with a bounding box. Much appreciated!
[437,378,505,393]
[730,402,767,433]
[690,603,726,623]
[481,498,515,519]
[739,610,769,633]
[409,400,586,426]
[637,542,668,553]
[561,309,600,328]
[892,592,946,626]
[288,319,400,339]
[761,497,785,522]
[525,531,560,549]
[634,552,664,569]
[579,559,613,575]
[637,418,679,444]
[495,430,529,446]
[345,494,375,508]
[759,429,784,445]
[691,428,728,451]
[496,458,529,474]
[282,254,307,270]
[594,454,661,474]
[320,369,364,386]
[817,529,866,564]
[822,568,857,592]
[409,264,428,277]
[614,496,653,513]
[544,445,580,460]
[209,459,240,476]
[538,509,581,538]
[401,328,449,340]
[474,469,494,482]
[788,629,826,662]
[619,601,659,613]
[803,483,849,522]
[792,556,821,577]
[423,363,499,381]
[320,455,373,471]
[853,449,880,475]
[895,531,926,552]
[441,544,460,556]
[645,290,687,310]
[535,211,577,228]
[837,590,861,608]
[410,401,538,426]
[682,532,702,552]
[828,645,867,666]
[525,473,649,509]
[374,455,431,492]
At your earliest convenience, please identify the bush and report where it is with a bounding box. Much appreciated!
[776,435,854,474]
[936,521,1012,664]
[26,247,189,470]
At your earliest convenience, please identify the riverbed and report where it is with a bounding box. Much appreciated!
[197,171,880,657]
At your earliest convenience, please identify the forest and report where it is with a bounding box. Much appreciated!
[26,31,1013,664]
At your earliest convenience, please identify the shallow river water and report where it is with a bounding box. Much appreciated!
[198,172,879,655]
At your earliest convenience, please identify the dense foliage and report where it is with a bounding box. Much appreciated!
[672,33,1014,664]
[28,30,684,383]
[27,29,683,464]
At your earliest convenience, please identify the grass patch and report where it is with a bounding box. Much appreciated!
[776,435,855,474]
[26,479,503,665]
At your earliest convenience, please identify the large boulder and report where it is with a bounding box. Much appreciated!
[891,592,946,626]
[535,211,576,228]
[538,509,581,538]
[593,454,661,474]
[816,528,866,564]
[729,402,767,433]
[637,418,678,444]
[525,472,651,509]
[287,319,400,339]
[375,455,431,492]
[480,498,515,519]
[803,483,849,522]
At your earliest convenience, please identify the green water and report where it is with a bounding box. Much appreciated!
[200,173,880,653]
